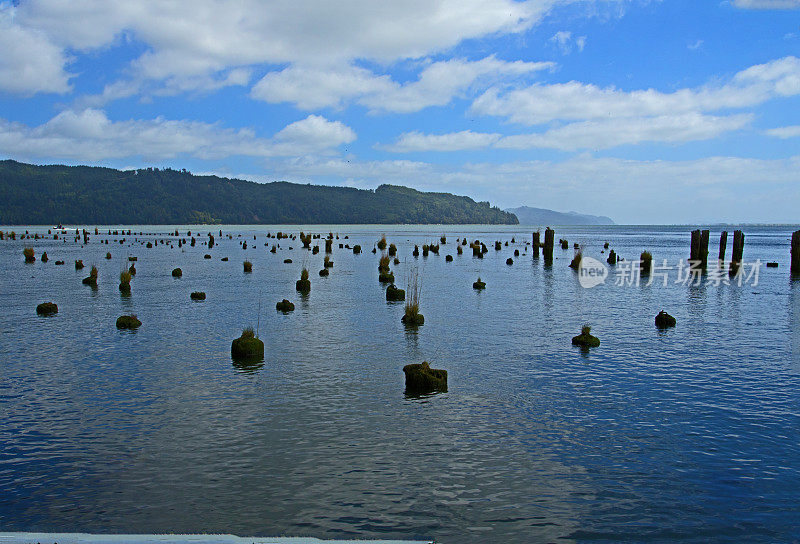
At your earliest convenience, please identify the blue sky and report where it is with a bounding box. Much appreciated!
[0,0,799,223]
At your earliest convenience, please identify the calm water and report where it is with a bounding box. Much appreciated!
[1,224,799,543]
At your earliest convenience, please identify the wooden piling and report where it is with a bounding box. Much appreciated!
[532,231,540,259]
[719,231,728,260]
[689,229,709,269]
[700,230,709,269]
[791,230,800,274]
[729,230,744,276]
[543,228,554,263]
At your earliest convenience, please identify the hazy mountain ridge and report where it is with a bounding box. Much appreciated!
[0,160,518,225]
[506,205,615,226]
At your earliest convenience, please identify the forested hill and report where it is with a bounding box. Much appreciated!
[0,160,518,225]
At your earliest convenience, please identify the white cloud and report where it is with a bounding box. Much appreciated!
[4,0,555,96]
[382,114,751,152]
[381,130,503,152]
[495,113,752,150]
[264,154,800,223]
[472,56,800,125]
[0,9,72,94]
[765,125,800,138]
[732,0,800,9]
[251,64,394,110]
[688,39,704,50]
[252,56,553,112]
[549,31,587,54]
[0,109,355,161]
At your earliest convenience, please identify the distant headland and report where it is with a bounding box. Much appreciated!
[0,160,517,225]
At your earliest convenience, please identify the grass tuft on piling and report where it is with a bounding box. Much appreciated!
[572,324,600,348]
[231,327,264,359]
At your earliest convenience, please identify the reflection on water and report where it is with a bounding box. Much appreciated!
[231,356,265,375]
[1,224,799,544]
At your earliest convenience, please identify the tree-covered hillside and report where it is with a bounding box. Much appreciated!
[0,160,518,225]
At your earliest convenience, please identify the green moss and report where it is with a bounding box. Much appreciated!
[403,361,447,393]
[655,310,676,328]
[388,243,397,256]
[401,312,424,325]
[190,291,206,300]
[276,299,295,312]
[36,302,58,316]
[319,268,329,276]
[377,236,387,251]
[172,267,182,277]
[231,329,264,359]
[243,261,252,272]
[105,252,111,260]
[82,265,98,286]
[296,269,311,293]
[23,247,34,262]
[473,278,486,290]
[116,315,142,329]
[572,325,600,347]
[379,270,395,283]
[386,284,405,301]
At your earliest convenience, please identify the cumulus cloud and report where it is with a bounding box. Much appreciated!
[0,109,355,161]
[471,56,800,125]
[0,9,72,94]
[252,56,553,112]
[3,0,555,95]
[380,130,503,152]
[382,114,751,152]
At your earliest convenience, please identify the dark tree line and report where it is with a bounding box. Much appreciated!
[0,160,518,225]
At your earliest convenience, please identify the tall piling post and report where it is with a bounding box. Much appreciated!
[690,229,709,269]
[532,231,540,259]
[730,230,745,276]
[700,230,709,269]
[690,229,700,265]
[543,228,554,264]
[791,230,800,275]
[719,231,728,261]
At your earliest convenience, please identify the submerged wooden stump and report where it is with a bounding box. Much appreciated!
[116,315,142,329]
[572,325,599,348]
[655,310,676,328]
[403,361,448,394]
[276,299,295,312]
[791,230,800,274]
[36,302,58,316]
[386,284,405,301]
[231,329,264,359]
